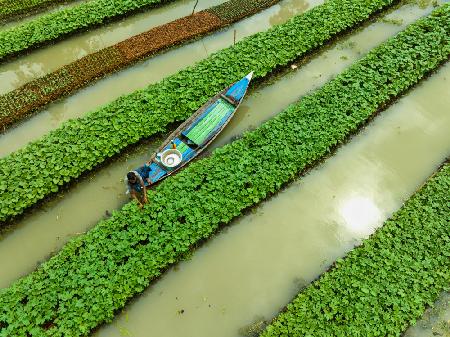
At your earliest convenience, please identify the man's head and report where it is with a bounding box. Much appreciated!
[127,172,137,184]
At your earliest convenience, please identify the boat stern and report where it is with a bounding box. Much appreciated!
[225,71,254,102]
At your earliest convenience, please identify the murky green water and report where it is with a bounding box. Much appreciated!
[92,63,450,337]
[0,0,228,94]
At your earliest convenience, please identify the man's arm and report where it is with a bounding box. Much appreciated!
[133,190,144,208]
[130,189,139,202]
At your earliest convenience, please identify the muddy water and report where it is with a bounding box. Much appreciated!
[0,0,228,94]
[0,1,445,288]
[1,0,94,31]
[404,292,450,337]
[0,0,324,156]
[92,63,450,337]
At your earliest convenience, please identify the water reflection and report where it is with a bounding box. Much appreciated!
[269,0,309,26]
[340,195,381,236]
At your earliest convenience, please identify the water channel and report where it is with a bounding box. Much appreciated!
[0,0,324,156]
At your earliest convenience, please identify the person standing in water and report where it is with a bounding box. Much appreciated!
[126,171,148,208]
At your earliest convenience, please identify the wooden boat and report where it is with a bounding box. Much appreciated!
[128,71,254,188]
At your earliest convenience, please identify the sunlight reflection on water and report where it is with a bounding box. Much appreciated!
[340,195,381,236]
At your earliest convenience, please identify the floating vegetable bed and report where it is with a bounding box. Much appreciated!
[0,6,448,335]
[0,0,400,222]
[0,0,281,131]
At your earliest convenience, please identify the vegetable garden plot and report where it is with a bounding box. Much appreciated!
[0,0,326,158]
[0,0,282,131]
[0,0,401,222]
[0,7,448,335]
[260,163,450,337]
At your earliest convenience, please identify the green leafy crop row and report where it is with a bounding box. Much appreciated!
[0,7,448,336]
[0,0,176,60]
[0,0,399,222]
[0,0,282,131]
[261,163,450,337]
[208,0,280,23]
[0,0,75,22]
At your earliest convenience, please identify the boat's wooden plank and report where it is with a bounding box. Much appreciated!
[148,162,167,185]
[220,93,239,106]
[226,79,249,101]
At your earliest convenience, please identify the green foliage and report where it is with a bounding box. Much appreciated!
[0,0,173,60]
[32,67,73,96]
[208,0,281,23]
[0,0,399,222]
[0,0,73,21]
[260,164,450,336]
[0,7,449,336]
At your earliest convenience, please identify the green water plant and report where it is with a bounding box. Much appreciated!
[207,0,280,23]
[0,6,448,335]
[0,0,401,222]
[380,16,404,25]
